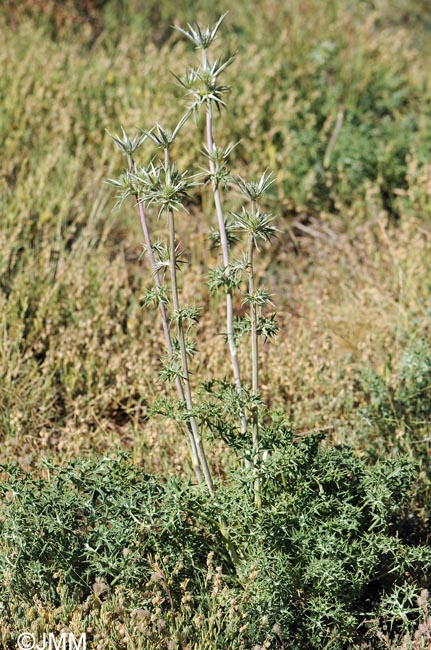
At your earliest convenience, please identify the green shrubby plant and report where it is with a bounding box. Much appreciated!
[359,339,431,457]
[1,445,430,648]
[358,338,431,539]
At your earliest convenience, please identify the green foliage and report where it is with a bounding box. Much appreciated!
[0,457,215,606]
[1,447,430,647]
[359,339,431,451]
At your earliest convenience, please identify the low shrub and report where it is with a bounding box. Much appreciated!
[1,443,430,648]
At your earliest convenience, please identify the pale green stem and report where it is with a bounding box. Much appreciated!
[202,50,248,451]
[128,154,202,483]
[247,207,261,509]
[164,148,215,495]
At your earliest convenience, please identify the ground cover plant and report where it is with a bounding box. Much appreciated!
[1,1,431,648]
[1,447,430,649]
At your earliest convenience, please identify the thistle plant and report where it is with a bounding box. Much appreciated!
[174,14,249,448]
[108,16,279,513]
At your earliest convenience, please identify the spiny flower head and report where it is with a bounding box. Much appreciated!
[236,170,275,201]
[174,13,228,50]
[106,126,147,156]
[231,206,277,246]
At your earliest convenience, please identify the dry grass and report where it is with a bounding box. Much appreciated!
[1,2,431,646]
[1,0,431,470]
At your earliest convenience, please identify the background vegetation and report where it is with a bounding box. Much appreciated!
[1,0,431,647]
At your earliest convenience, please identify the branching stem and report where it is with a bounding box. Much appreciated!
[128,154,202,484]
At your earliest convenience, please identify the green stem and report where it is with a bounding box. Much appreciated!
[247,218,261,510]
[128,154,202,484]
[164,149,215,495]
[203,53,248,452]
